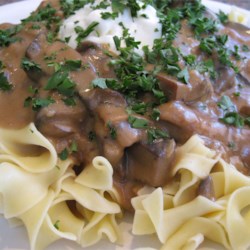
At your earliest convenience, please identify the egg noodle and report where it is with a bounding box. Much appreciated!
[1,124,250,249]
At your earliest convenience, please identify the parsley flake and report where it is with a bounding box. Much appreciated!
[220,112,245,128]
[147,128,169,144]
[24,96,55,111]
[101,12,119,20]
[0,72,12,91]
[75,22,99,45]
[216,10,228,24]
[59,148,69,161]
[54,220,60,230]
[0,25,22,47]
[92,78,108,89]
[107,121,117,140]
[128,116,148,129]
[21,58,41,72]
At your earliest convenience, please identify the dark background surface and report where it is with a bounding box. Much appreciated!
[0,0,249,9]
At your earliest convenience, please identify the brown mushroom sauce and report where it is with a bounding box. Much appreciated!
[0,0,249,210]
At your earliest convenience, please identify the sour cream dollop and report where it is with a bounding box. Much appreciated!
[58,0,162,55]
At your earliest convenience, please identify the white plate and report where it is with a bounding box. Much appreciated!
[0,1,249,250]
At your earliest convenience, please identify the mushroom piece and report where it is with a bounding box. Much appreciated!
[157,69,213,103]
[197,176,216,201]
[125,139,176,187]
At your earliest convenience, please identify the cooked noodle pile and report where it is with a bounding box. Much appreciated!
[1,126,250,249]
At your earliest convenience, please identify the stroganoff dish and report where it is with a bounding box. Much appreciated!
[0,0,250,249]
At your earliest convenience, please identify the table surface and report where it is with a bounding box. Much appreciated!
[0,0,249,9]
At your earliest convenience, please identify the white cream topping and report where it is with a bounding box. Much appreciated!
[58,0,162,55]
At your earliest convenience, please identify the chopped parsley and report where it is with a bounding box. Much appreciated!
[158,8,183,42]
[199,35,239,72]
[108,40,166,103]
[216,10,228,24]
[92,1,110,10]
[242,44,249,52]
[128,116,148,129]
[199,37,216,54]
[0,72,12,91]
[183,54,196,66]
[107,121,117,140]
[22,4,60,29]
[60,0,92,17]
[220,112,245,128]
[218,47,239,73]
[44,52,57,61]
[31,24,41,30]
[60,59,82,71]
[129,102,148,115]
[0,25,22,47]
[54,220,60,230]
[88,131,96,141]
[45,70,68,89]
[177,67,190,84]
[151,108,161,121]
[232,45,241,60]
[111,0,126,14]
[245,117,250,126]
[47,31,55,43]
[190,17,218,37]
[59,148,69,161]
[113,35,121,50]
[217,34,228,45]
[45,60,81,103]
[58,141,78,161]
[21,58,41,72]
[70,141,78,153]
[217,95,235,112]
[228,141,236,150]
[217,96,248,128]
[127,0,141,17]
[24,96,55,111]
[92,78,108,89]
[0,61,4,70]
[147,128,169,144]
[197,59,217,79]
[101,12,119,20]
[233,92,241,97]
[62,97,77,106]
[75,22,99,45]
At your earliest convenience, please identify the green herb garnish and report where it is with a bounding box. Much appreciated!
[21,58,41,72]
[54,220,60,230]
[220,112,245,128]
[0,25,22,47]
[0,72,12,91]
[59,148,69,161]
[217,10,228,24]
[128,116,148,129]
[107,121,117,140]
[75,22,99,45]
[147,128,169,144]
[101,12,119,20]
[24,96,55,111]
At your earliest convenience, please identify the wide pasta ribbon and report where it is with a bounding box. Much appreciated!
[132,135,250,249]
[0,158,70,218]
[0,123,122,249]
[132,188,223,243]
[0,123,57,173]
